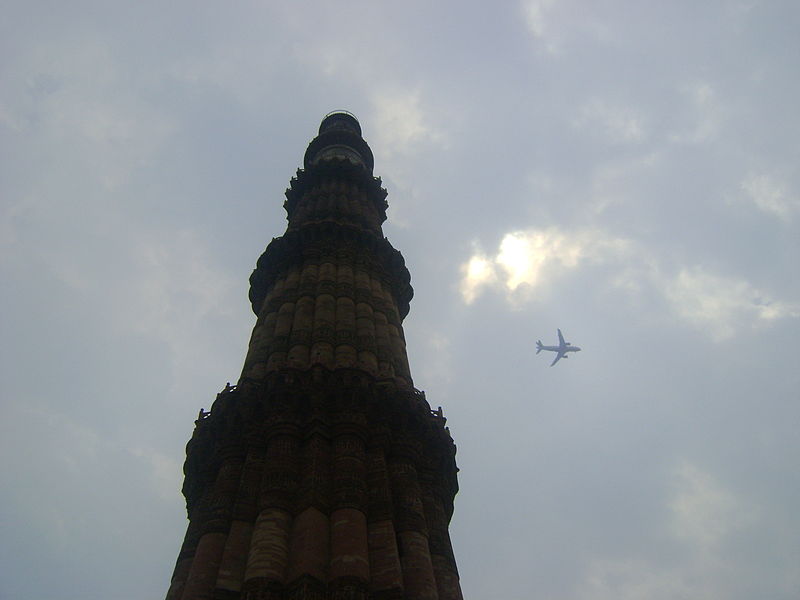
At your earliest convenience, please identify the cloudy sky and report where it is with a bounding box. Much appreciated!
[2,1,799,598]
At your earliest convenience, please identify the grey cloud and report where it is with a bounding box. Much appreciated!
[2,2,799,599]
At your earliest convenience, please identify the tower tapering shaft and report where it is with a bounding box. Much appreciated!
[167,113,462,600]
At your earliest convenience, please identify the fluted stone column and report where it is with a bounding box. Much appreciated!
[168,113,461,600]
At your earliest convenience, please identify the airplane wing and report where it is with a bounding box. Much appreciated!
[550,351,564,367]
[557,329,566,347]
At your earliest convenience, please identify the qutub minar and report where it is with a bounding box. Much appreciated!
[166,112,462,600]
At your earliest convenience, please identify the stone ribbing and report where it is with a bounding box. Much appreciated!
[168,114,461,600]
[283,162,388,230]
[168,371,459,599]
[244,236,413,387]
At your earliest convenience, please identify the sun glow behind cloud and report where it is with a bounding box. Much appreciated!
[460,228,799,340]
[460,227,628,304]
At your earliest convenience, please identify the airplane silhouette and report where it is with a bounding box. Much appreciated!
[536,329,581,366]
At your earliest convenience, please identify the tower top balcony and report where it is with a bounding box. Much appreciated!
[319,110,362,136]
[304,110,374,171]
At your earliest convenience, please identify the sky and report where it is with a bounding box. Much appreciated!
[1,1,799,599]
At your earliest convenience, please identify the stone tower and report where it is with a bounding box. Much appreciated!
[166,112,462,600]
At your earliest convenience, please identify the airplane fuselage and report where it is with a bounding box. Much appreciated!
[538,345,581,354]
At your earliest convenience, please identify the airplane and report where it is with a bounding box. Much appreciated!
[536,329,581,366]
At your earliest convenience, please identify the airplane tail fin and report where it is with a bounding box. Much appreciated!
[536,340,543,354]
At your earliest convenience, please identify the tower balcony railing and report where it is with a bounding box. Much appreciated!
[323,109,359,122]
[194,379,450,438]
[318,110,363,137]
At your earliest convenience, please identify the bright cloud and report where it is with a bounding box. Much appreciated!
[662,267,800,341]
[740,173,800,221]
[460,254,498,304]
[459,227,628,304]
[462,229,798,340]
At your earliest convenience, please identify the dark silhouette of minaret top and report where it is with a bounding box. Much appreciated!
[167,112,462,600]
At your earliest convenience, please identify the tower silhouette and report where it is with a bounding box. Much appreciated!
[166,112,462,600]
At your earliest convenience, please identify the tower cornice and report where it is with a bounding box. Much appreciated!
[283,161,388,223]
[249,223,413,319]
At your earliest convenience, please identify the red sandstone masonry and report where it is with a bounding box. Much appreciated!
[243,508,292,583]
[398,530,438,600]
[368,519,404,594]
[170,114,461,600]
[165,555,192,600]
[166,517,203,600]
[214,520,253,593]
[330,508,370,581]
[180,531,227,600]
[287,507,330,582]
